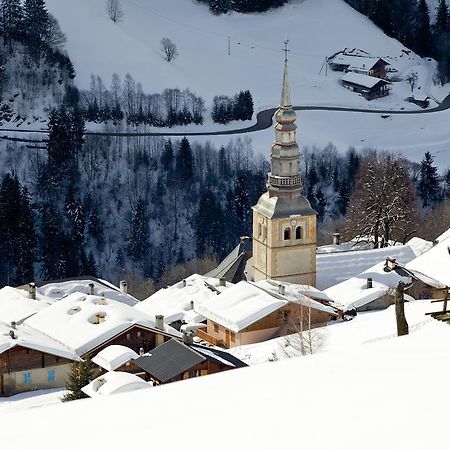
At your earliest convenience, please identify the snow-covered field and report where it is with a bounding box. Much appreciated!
[1,301,449,449]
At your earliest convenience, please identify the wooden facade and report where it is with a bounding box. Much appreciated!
[0,346,73,397]
[342,78,390,100]
[201,303,335,349]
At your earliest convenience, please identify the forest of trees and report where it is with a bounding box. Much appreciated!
[199,0,289,14]
[212,90,254,124]
[344,0,450,82]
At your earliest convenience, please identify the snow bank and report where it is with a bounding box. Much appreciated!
[82,371,151,398]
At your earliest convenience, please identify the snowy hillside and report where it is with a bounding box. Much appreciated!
[46,0,445,110]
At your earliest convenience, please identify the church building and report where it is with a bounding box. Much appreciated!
[252,47,317,286]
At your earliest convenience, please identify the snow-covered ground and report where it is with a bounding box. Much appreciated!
[1,302,449,449]
[0,388,66,412]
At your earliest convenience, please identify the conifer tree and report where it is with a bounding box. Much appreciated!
[418,151,440,208]
[1,0,23,53]
[436,0,448,32]
[62,358,96,402]
[23,0,49,57]
[415,0,432,56]
[127,197,150,263]
[176,137,194,185]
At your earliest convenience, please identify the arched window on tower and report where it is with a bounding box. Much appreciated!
[258,223,262,238]
[296,226,303,240]
[284,228,291,240]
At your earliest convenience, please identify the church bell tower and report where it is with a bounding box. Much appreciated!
[252,42,317,286]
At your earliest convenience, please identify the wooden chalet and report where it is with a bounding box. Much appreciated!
[329,54,389,79]
[341,72,390,100]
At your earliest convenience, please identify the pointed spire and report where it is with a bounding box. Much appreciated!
[281,40,292,108]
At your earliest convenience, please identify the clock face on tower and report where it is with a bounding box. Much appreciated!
[290,219,297,227]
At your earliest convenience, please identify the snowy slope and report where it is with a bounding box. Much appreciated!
[46,0,444,110]
[1,308,449,450]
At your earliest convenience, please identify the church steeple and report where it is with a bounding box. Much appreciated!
[268,40,302,199]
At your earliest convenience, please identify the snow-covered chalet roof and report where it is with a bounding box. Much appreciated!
[342,72,389,89]
[92,345,140,371]
[330,54,388,70]
[316,242,425,290]
[324,261,411,310]
[24,293,180,356]
[135,274,231,324]
[406,236,450,288]
[196,281,336,333]
[81,371,151,398]
[0,286,53,324]
[37,278,138,306]
[0,321,78,361]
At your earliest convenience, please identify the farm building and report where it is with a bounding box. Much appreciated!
[341,72,390,100]
[329,54,389,78]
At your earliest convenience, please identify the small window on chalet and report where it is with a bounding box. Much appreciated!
[126,333,131,340]
[48,368,55,382]
[284,228,291,240]
[231,332,235,343]
[23,372,32,385]
[296,226,303,240]
[137,331,142,338]
[214,324,219,333]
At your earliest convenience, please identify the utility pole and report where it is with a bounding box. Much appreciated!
[228,36,231,56]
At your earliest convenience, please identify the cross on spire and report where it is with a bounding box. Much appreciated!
[283,39,290,63]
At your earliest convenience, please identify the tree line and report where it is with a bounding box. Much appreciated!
[199,0,289,14]
[344,0,450,82]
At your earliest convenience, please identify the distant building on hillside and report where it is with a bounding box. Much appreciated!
[341,72,390,100]
[329,50,389,79]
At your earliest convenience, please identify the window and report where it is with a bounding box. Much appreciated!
[231,332,235,343]
[23,372,32,385]
[284,227,291,240]
[126,333,131,340]
[258,223,262,238]
[137,331,142,338]
[214,324,219,333]
[296,226,303,240]
[48,368,55,382]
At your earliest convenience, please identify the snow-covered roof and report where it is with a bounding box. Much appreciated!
[37,279,138,306]
[81,371,151,398]
[317,243,420,290]
[196,281,336,333]
[24,293,180,356]
[331,54,387,70]
[135,274,231,324]
[324,261,411,310]
[342,72,388,89]
[406,236,450,288]
[0,321,78,361]
[0,286,53,324]
[436,227,450,243]
[92,345,140,371]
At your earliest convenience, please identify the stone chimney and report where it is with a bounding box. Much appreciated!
[139,348,145,356]
[190,300,194,310]
[367,278,373,289]
[155,315,164,331]
[333,233,341,246]
[182,279,187,288]
[11,321,16,330]
[278,284,286,295]
[9,330,16,339]
[88,283,95,295]
[28,282,36,300]
[120,280,128,294]
[219,278,226,287]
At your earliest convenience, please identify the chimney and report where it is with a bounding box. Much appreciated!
[88,283,95,295]
[183,330,194,346]
[11,321,16,330]
[190,300,194,310]
[139,348,145,356]
[9,330,16,339]
[155,315,165,331]
[367,278,373,289]
[182,279,187,288]
[240,236,249,244]
[120,280,128,294]
[333,233,341,246]
[278,284,286,296]
[219,278,226,287]
[28,282,36,300]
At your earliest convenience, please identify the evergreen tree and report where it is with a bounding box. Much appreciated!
[1,0,23,53]
[436,0,448,31]
[127,197,150,263]
[418,151,440,208]
[62,358,96,402]
[161,139,174,173]
[315,187,327,222]
[415,0,432,56]
[234,170,251,236]
[176,137,194,185]
[23,0,49,57]
[65,187,85,247]
[209,0,230,14]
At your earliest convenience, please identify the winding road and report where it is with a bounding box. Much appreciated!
[1,93,450,139]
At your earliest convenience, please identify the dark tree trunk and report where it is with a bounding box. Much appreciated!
[395,282,409,336]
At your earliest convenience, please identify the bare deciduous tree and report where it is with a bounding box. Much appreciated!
[160,38,179,62]
[406,71,418,93]
[106,0,124,23]
[45,16,66,49]
[344,153,417,247]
